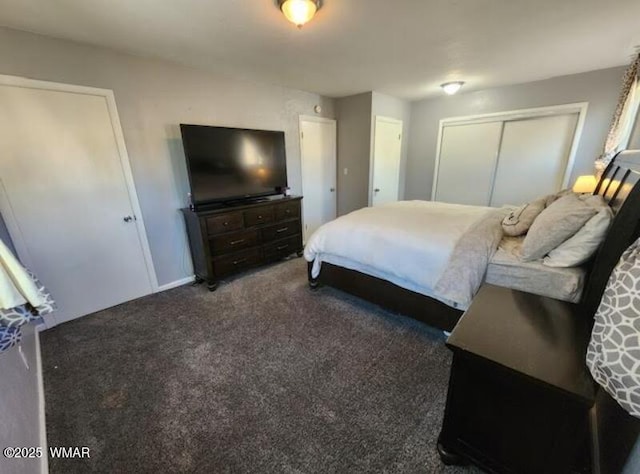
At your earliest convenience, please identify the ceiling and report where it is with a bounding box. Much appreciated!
[0,0,639,100]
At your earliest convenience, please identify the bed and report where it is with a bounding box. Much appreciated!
[305,150,640,331]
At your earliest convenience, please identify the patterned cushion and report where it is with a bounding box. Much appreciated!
[587,236,640,419]
[0,326,22,353]
[0,270,55,354]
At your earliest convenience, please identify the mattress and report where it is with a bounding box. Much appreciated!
[486,244,586,303]
[304,200,493,310]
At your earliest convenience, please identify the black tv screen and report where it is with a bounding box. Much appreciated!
[180,124,287,207]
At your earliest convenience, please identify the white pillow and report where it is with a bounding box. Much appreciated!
[543,202,613,268]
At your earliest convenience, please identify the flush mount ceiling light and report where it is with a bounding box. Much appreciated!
[279,0,322,28]
[441,81,465,95]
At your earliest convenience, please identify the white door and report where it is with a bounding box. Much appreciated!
[434,122,504,205]
[490,114,579,206]
[0,78,156,326]
[300,116,337,242]
[371,116,403,206]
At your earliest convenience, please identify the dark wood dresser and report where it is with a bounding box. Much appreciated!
[181,196,303,290]
[438,284,596,474]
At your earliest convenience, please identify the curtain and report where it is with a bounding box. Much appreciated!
[595,54,640,175]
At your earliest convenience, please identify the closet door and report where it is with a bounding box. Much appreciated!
[434,122,503,205]
[0,79,155,326]
[490,114,578,206]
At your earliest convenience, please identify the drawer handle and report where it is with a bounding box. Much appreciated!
[276,227,289,233]
[230,239,245,246]
[233,258,248,265]
[285,209,291,214]
[257,215,263,220]
[223,221,229,226]
[276,244,289,251]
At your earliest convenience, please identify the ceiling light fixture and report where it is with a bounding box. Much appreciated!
[279,0,322,28]
[441,81,465,95]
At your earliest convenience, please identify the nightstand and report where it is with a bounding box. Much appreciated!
[438,284,596,474]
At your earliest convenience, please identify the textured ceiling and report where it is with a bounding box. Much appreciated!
[0,0,638,99]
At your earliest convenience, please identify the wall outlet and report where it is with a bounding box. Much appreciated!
[343,168,348,175]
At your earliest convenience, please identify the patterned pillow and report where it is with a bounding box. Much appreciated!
[587,236,640,419]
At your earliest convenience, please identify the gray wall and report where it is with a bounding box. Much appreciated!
[630,108,640,150]
[0,26,335,287]
[0,215,16,255]
[334,91,411,215]
[371,92,412,200]
[335,93,372,215]
[406,67,626,200]
[0,327,46,474]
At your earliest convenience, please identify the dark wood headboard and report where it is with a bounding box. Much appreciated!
[580,150,640,473]
[581,150,640,316]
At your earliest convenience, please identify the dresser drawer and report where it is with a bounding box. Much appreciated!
[213,248,261,277]
[274,200,300,221]
[210,229,258,254]
[263,235,301,260]
[206,212,244,235]
[261,220,301,242]
[244,207,274,227]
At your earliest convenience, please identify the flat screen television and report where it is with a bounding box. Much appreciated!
[180,124,287,208]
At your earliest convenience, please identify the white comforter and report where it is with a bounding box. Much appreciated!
[304,201,492,307]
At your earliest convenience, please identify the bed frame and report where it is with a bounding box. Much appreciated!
[307,150,640,331]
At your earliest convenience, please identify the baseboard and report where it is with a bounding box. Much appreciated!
[35,329,49,474]
[156,275,195,292]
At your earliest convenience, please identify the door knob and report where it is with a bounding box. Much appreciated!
[374,188,380,193]
[123,216,133,223]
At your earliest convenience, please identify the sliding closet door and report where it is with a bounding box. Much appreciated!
[490,114,578,206]
[434,122,503,205]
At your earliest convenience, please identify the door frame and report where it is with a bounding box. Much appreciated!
[298,115,337,243]
[431,102,589,201]
[369,115,404,206]
[0,74,159,292]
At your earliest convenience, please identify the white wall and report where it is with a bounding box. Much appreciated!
[0,26,335,288]
[371,92,412,200]
[406,67,626,200]
[0,327,47,474]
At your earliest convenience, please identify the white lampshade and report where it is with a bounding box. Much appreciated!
[441,81,465,95]
[572,175,597,194]
[280,0,319,28]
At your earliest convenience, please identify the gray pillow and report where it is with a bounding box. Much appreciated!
[519,193,597,262]
[543,188,573,207]
[543,195,612,268]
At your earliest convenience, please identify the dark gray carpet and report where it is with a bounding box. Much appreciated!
[41,258,478,473]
